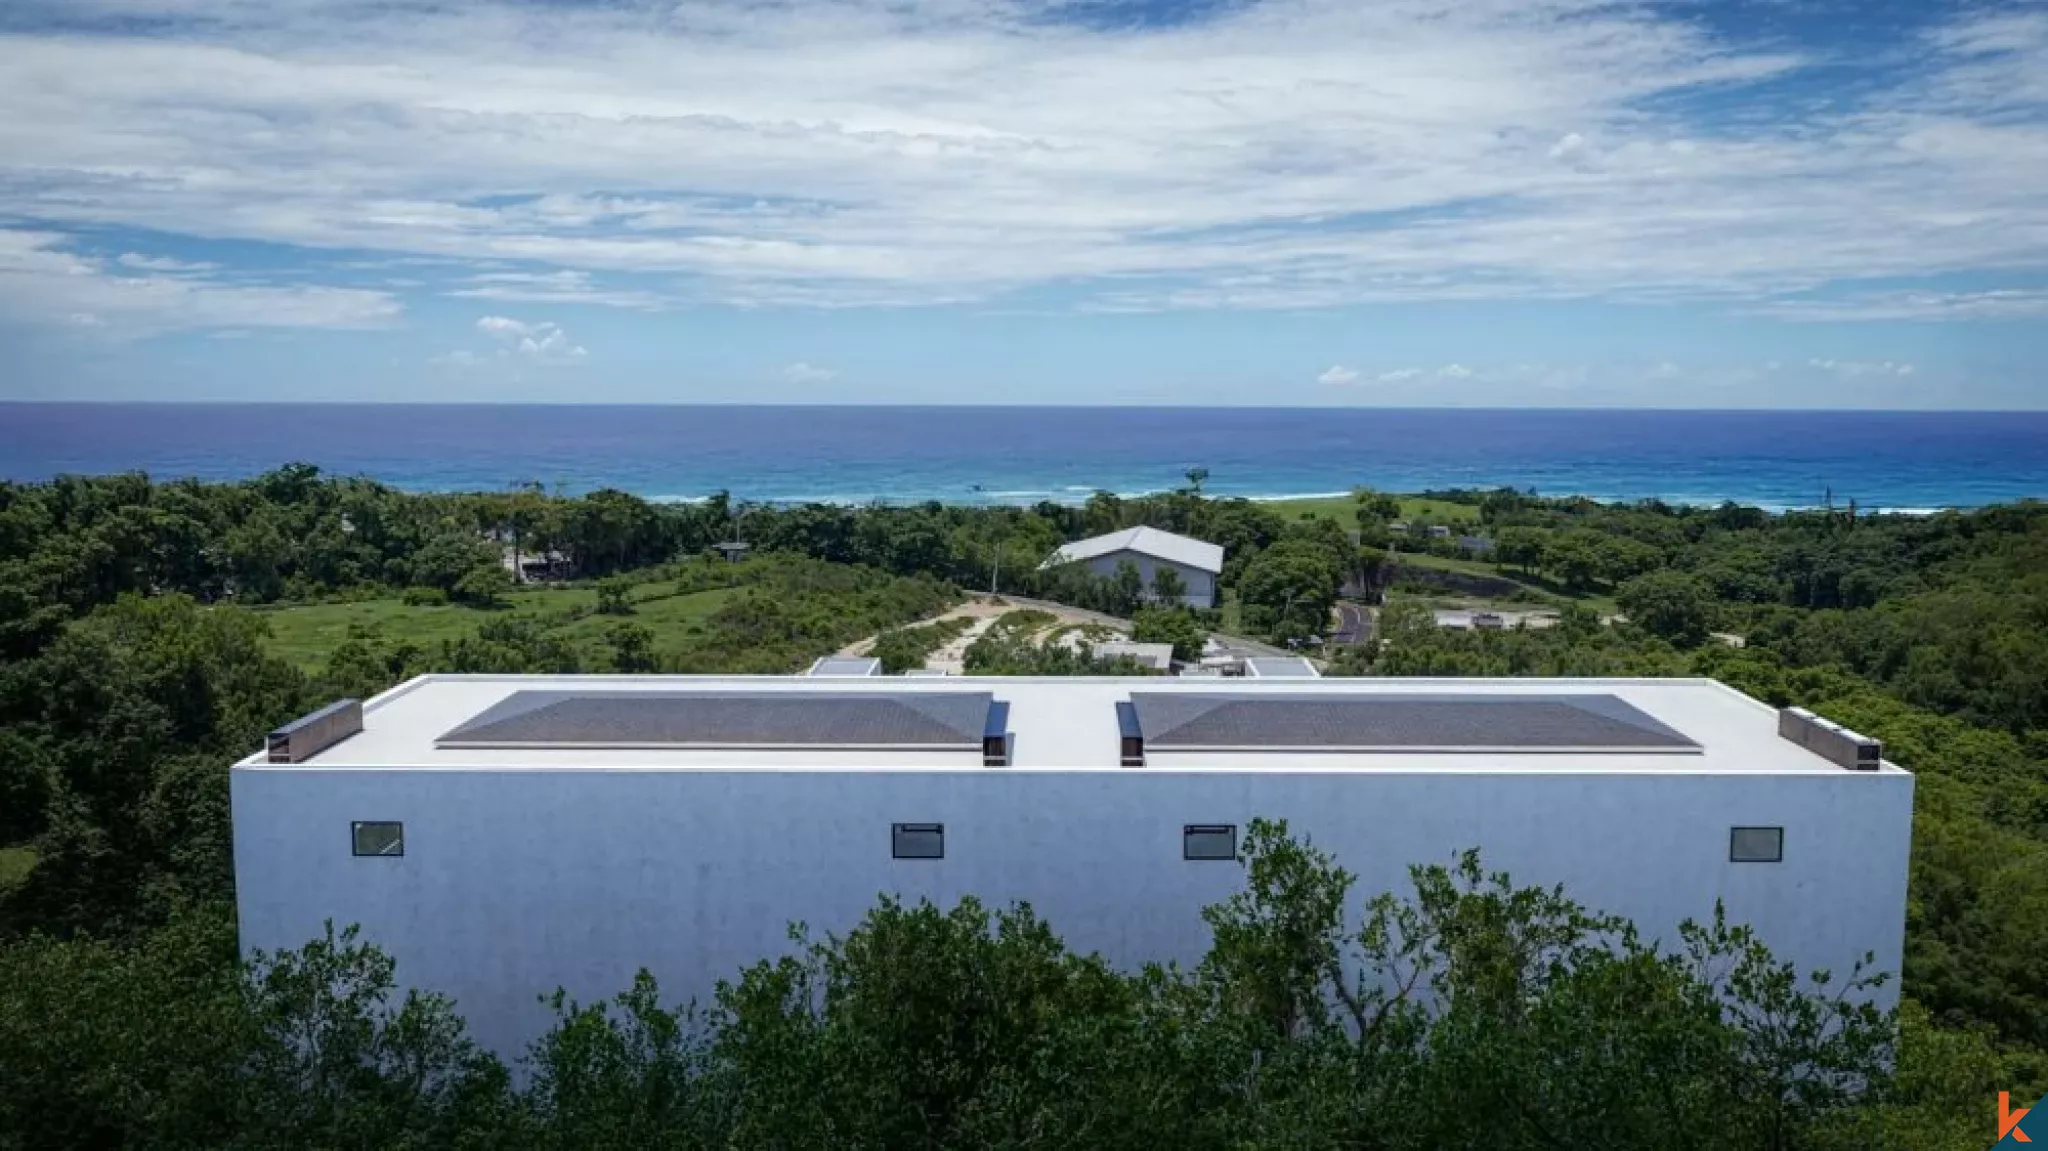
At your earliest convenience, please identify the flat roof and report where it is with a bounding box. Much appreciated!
[1092,641,1176,670]
[1244,657,1321,679]
[807,656,882,677]
[236,675,1908,775]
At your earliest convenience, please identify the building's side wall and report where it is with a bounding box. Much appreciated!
[233,767,1912,1060]
[1078,550,1217,608]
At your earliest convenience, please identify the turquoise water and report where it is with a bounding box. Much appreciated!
[3,404,2043,510]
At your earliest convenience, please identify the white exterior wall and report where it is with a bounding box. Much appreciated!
[1078,549,1218,608]
[233,765,1912,1061]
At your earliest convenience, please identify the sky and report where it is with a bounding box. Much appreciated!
[1,0,2046,407]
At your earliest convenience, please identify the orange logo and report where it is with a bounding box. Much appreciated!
[2005,1093,2033,1143]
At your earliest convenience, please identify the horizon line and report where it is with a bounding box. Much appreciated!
[6,401,2047,415]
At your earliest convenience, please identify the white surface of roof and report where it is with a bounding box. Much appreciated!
[1091,641,1176,670]
[807,656,882,676]
[236,675,1908,777]
[1043,527,1225,574]
[1245,657,1321,679]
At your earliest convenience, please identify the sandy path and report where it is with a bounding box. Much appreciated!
[835,596,1121,673]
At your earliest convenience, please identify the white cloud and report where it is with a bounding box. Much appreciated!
[115,252,217,273]
[0,229,398,336]
[1438,363,1474,379]
[1807,358,1915,378]
[1547,131,1594,171]
[1318,365,1361,386]
[450,270,666,310]
[477,314,587,360]
[476,315,534,337]
[1764,288,2048,322]
[0,2,2039,316]
[782,362,837,384]
[1375,368,1423,383]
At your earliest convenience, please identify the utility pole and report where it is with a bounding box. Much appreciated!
[971,484,1000,596]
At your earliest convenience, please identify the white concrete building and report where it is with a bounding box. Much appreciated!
[234,675,1912,1060]
[1042,526,1223,608]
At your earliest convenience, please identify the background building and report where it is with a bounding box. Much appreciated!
[1041,526,1223,608]
[235,674,1912,1060]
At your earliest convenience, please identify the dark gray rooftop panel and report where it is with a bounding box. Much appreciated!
[439,690,996,749]
[1126,692,1698,751]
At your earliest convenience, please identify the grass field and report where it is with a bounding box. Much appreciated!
[1256,494,1483,527]
[1388,550,1619,614]
[552,586,740,646]
[254,578,737,671]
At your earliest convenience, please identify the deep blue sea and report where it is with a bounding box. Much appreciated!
[2,404,2044,511]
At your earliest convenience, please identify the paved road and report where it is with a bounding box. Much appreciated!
[1332,601,1374,645]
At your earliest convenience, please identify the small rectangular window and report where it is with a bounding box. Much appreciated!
[1184,824,1237,861]
[351,821,404,857]
[1730,826,1783,863]
[892,823,944,860]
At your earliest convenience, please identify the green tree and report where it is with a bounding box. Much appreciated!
[409,530,498,597]
[1238,538,1343,643]
[0,914,516,1148]
[1353,487,1403,523]
[452,563,513,608]
[602,623,659,673]
[1494,525,1546,574]
[595,577,635,616]
[1149,564,1189,603]
[1541,530,1609,592]
[1108,559,1145,617]
[1132,606,1207,663]
[1618,570,1718,646]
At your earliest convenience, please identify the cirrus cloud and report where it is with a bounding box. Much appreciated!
[0,0,2038,322]
[0,229,398,336]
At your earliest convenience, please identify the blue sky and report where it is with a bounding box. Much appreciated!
[1,0,2045,407]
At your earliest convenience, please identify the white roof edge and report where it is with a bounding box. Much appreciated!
[366,672,1745,688]
[232,674,1911,776]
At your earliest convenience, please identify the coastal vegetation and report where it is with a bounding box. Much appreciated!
[1,465,2045,1144]
[2,820,1981,1149]
[867,615,974,674]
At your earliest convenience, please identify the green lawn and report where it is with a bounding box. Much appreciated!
[252,579,738,671]
[253,598,550,668]
[1257,494,1483,528]
[554,586,740,646]
[0,846,35,893]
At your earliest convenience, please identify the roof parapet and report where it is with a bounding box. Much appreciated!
[1777,706,1882,770]
[267,699,363,764]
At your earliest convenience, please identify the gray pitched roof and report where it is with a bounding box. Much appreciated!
[1042,527,1225,573]
[438,690,996,748]
[1126,692,1698,751]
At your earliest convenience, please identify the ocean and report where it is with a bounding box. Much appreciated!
[2,404,2044,511]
